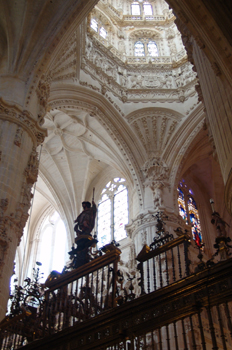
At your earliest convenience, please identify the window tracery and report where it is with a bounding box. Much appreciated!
[177,181,203,247]
[97,178,128,247]
[90,18,98,32]
[134,40,159,57]
[131,2,141,15]
[90,18,107,39]
[131,1,153,16]
[134,41,145,56]
[35,211,67,281]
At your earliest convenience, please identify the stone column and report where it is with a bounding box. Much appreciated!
[175,19,232,216]
[0,98,46,321]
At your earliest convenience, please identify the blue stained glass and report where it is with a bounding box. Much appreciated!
[178,188,188,223]
[188,195,203,247]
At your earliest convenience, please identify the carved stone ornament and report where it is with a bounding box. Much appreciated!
[0,199,9,217]
[142,156,169,184]
[0,98,47,146]
[36,74,51,125]
[14,127,23,147]
[126,209,184,238]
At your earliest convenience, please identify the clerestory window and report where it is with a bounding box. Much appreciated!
[97,178,129,247]
[131,1,153,16]
[134,40,159,57]
[90,18,107,39]
[177,181,203,247]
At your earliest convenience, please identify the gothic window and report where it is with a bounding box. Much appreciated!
[177,187,188,223]
[147,41,159,56]
[134,40,159,57]
[90,18,98,32]
[90,18,107,39]
[100,27,107,39]
[131,2,141,15]
[143,2,153,15]
[36,211,67,281]
[97,178,128,247]
[131,1,153,16]
[177,182,203,247]
[134,41,145,56]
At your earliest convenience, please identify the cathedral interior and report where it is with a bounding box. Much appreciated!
[0,0,232,349]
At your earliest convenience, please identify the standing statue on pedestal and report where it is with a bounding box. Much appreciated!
[65,189,98,269]
[74,200,97,237]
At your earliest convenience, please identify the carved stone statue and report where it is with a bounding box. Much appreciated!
[74,201,97,237]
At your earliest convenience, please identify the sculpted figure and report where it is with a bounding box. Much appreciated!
[74,201,97,237]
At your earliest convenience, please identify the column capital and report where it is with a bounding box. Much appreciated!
[0,98,47,146]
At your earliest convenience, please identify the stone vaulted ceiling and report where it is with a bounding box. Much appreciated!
[29,0,203,242]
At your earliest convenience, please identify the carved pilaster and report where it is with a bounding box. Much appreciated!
[0,99,46,321]
[142,156,169,210]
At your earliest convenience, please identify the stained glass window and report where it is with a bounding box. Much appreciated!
[97,178,128,246]
[143,3,153,15]
[178,188,188,223]
[135,41,145,56]
[90,18,98,32]
[147,41,159,57]
[131,3,141,15]
[188,196,203,247]
[100,27,107,39]
[177,183,203,247]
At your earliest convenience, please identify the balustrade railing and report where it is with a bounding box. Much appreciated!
[1,210,232,350]
[43,247,120,335]
[137,233,191,295]
[0,246,121,349]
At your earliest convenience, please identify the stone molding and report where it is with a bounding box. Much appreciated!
[0,98,47,146]
[126,209,185,238]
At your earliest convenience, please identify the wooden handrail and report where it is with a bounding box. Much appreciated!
[136,234,190,262]
[45,247,121,291]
